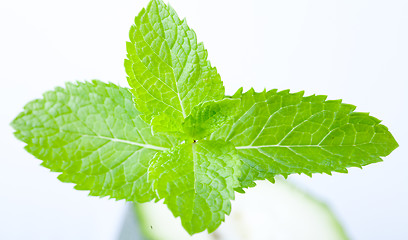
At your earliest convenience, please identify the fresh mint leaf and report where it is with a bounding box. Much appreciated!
[11,80,176,202]
[125,0,224,133]
[11,0,399,236]
[148,140,241,235]
[183,99,241,139]
[211,89,399,188]
[150,112,185,137]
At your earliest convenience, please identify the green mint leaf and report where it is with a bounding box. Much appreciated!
[150,112,185,138]
[211,89,398,188]
[10,0,399,236]
[182,99,241,139]
[11,80,176,202]
[148,140,241,235]
[125,0,224,133]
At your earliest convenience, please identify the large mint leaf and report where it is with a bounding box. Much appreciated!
[125,0,224,132]
[11,80,177,202]
[211,89,398,188]
[182,99,241,140]
[148,140,241,235]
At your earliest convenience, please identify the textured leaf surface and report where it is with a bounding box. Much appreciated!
[125,0,224,130]
[148,140,241,235]
[11,80,177,202]
[183,99,241,139]
[150,112,185,138]
[211,89,398,188]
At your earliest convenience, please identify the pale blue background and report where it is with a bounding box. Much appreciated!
[1,0,407,239]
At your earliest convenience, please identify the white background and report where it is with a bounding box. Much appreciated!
[0,0,407,239]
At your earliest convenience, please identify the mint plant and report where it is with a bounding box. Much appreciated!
[11,0,398,235]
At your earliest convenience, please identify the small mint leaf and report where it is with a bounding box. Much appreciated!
[182,99,241,140]
[148,140,241,235]
[150,112,186,138]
